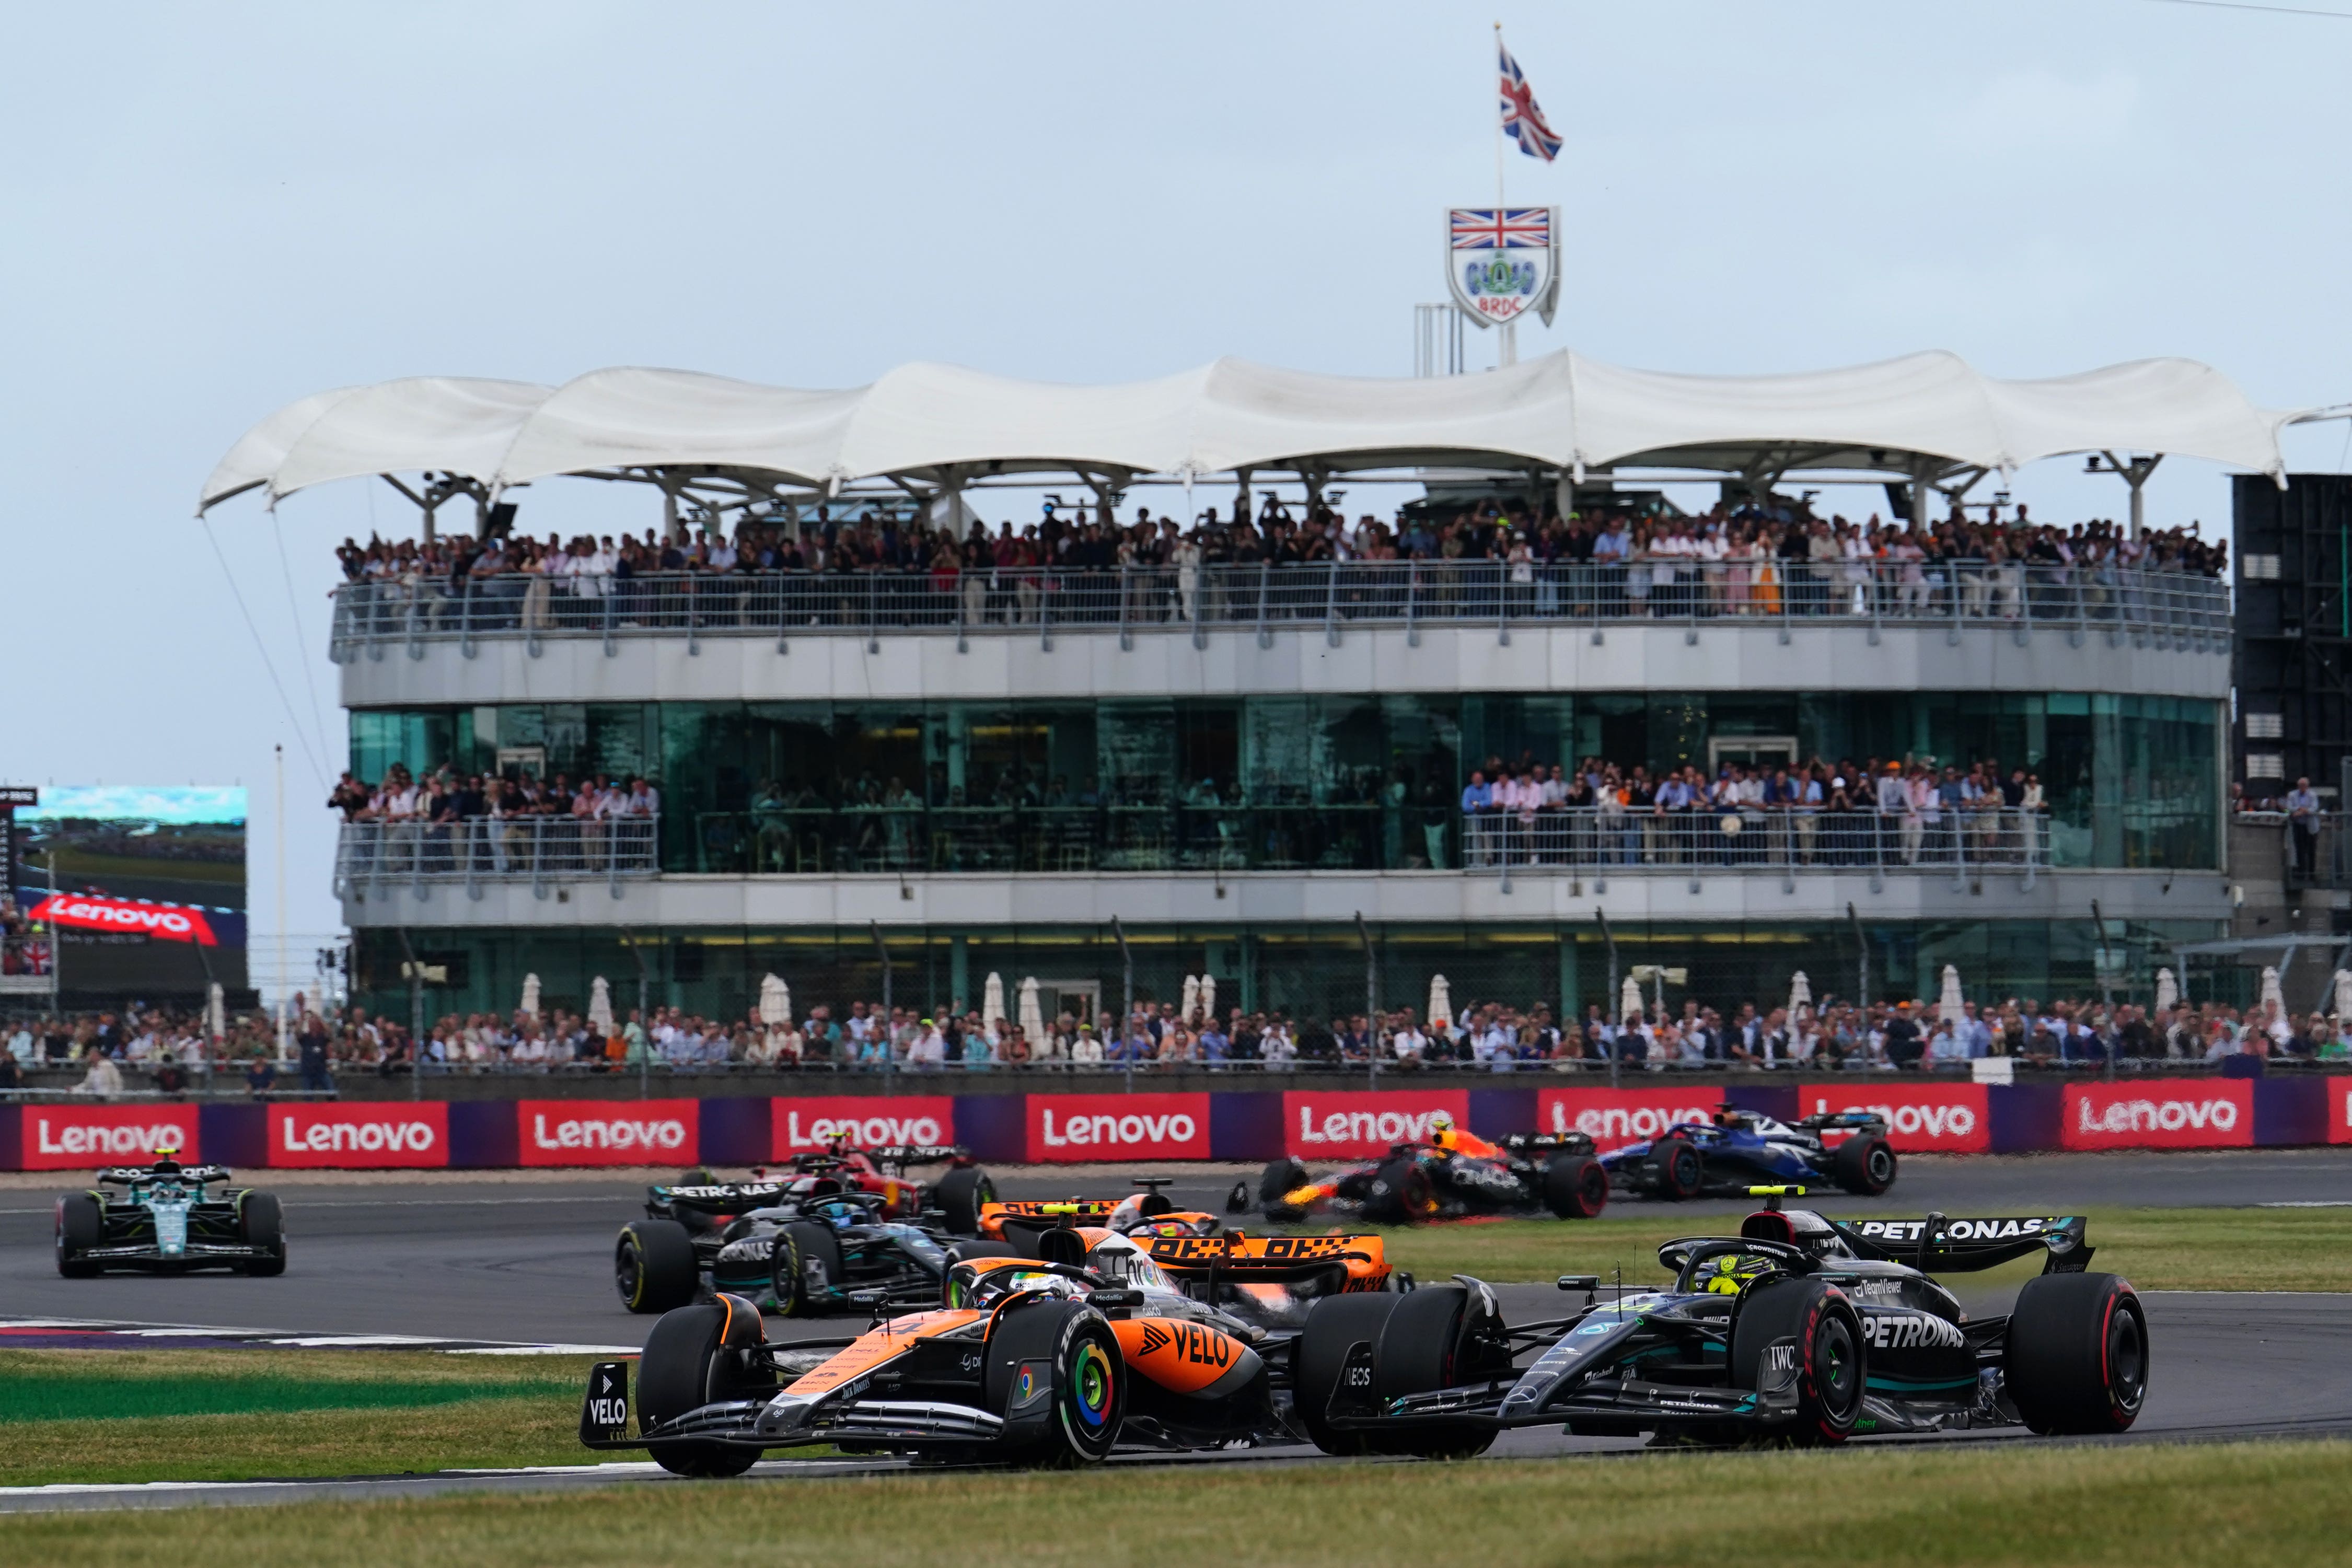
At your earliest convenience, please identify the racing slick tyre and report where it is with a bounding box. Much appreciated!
[55,1192,101,1278]
[1646,1136,1705,1201]
[1832,1133,1898,1197]
[1541,1153,1610,1219]
[1368,1283,1501,1458]
[238,1191,287,1276]
[1729,1277,1866,1445]
[1259,1157,1311,1213]
[1362,1156,1436,1225]
[983,1299,1125,1467]
[770,1221,845,1317]
[2003,1272,2148,1435]
[617,1219,700,1315]
[1293,1292,1405,1455]
[637,1297,768,1477]
[933,1166,995,1237]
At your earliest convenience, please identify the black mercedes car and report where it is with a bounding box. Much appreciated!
[1290,1197,2146,1455]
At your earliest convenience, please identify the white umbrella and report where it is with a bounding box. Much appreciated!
[1938,964,1963,1023]
[1179,974,1200,1025]
[2155,968,2178,1012]
[2261,965,2285,1013]
[1788,970,1812,1019]
[1620,975,1644,1025]
[588,976,615,1036]
[1018,976,1046,1042]
[1198,973,1216,1021]
[1428,974,1452,1031]
[758,973,791,1026]
[982,971,1005,1028]
[520,973,542,1019]
[2334,969,2352,1021]
[205,983,226,1041]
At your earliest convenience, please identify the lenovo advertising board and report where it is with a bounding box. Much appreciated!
[1281,1090,1472,1160]
[771,1096,956,1158]
[1025,1093,1210,1162]
[1799,1083,1992,1154]
[2061,1081,2254,1151]
[1536,1087,1718,1152]
[17,1104,202,1170]
[517,1099,698,1167]
[268,1104,450,1169]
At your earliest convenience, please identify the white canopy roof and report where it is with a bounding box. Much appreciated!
[199,349,2311,514]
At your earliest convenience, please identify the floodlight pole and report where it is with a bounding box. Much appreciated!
[1597,905,1618,1090]
[1111,916,1134,1093]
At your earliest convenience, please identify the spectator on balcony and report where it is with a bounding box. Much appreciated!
[2287,776,2322,876]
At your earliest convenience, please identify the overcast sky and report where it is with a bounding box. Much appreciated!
[4,0,2346,993]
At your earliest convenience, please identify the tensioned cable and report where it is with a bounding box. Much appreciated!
[2124,0,2352,18]
[269,504,335,775]
[201,515,332,794]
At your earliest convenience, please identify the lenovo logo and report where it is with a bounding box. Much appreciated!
[2075,1096,2239,1135]
[1040,1110,1198,1148]
[531,1114,689,1151]
[779,1111,943,1149]
[281,1118,437,1154]
[1547,1101,1711,1144]
[1295,1106,1447,1146]
[37,1119,190,1157]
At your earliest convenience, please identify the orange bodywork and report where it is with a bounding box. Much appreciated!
[1141,1228,1391,1290]
[1110,1316,1254,1394]
[781,1307,986,1398]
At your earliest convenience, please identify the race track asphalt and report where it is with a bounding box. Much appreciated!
[1,1148,2347,1512]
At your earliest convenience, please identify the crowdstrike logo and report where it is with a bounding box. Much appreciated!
[1039,1110,1198,1148]
[2076,1096,2239,1135]
[1548,1101,1711,1144]
[780,1112,943,1149]
[1295,1105,1448,1146]
[531,1114,689,1151]
[36,1119,191,1157]
[281,1117,437,1155]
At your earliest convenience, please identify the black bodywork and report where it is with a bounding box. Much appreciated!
[1310,1202,2148,1447]
[1596,1107,1898,1200]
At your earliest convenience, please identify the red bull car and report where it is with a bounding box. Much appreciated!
[1249,1121,1608,1225]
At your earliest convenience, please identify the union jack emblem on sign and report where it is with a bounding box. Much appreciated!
[1445,207,1559,329]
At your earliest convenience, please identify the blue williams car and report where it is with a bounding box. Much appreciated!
[1596,1104,1897,1200]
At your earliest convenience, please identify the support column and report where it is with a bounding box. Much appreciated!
[1910,455,1935,532]
[949,935,969,1021]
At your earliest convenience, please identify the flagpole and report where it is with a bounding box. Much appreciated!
[1492,21,1505,209]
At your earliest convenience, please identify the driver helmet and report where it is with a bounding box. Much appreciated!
[1696,1250,1780,1295]
[1427,1110,1455,1134]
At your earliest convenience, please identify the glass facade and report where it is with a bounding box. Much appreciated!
[348,691,2222,874]
[352,917,2227,1033]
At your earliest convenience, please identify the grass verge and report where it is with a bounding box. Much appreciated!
[5,1439,2346,1567]
[0,1350,600,1486]
[1305,1204,2352,1292]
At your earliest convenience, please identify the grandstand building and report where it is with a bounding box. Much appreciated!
[207,351,2277,1027]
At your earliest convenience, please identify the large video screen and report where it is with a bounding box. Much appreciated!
[12,787,248,1001]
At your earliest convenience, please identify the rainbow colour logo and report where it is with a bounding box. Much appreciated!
[1071,1341,1115,1429]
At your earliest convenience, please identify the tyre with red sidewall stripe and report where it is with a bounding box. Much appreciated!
[1729,1276,1866,1444]
[2005,1271,2148,1435]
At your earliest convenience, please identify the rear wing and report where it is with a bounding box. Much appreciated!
[861,1143,965,1167]
[99,1165,231,1186]
[1498,1131,1597,1158]
[1142,1230,1388,1277]
[1829,1213,2093,1274]
[652,1182,790,1211]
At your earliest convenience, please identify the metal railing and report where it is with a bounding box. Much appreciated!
[327,560,2231,660]
[1461,806,2056,884]
[2268,810,2352,891]
[332,815,659,900]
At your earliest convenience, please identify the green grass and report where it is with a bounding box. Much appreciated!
[0,1351,601,1487]
[1302,1204,2352,1293]
[4,1441,2345,1566]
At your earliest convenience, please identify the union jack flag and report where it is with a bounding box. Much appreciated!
[1498,41,1561,162]
[1450,207,1551,251]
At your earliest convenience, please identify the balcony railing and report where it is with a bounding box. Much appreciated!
[335,804,2219,890]
[327,560,2230,660]
[332,816,658,900]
